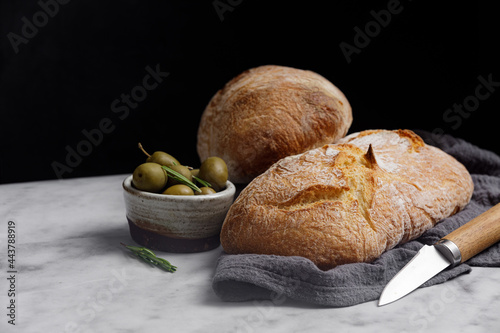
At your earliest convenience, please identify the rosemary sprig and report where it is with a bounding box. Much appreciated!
[161,165,202,193]
[193,175,212,188]
[121,243,177,273]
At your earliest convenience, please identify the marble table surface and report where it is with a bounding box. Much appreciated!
[0,174,499,333]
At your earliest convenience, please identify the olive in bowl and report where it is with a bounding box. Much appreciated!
[122,175,236,253]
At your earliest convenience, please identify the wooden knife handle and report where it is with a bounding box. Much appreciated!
[443,202,500,263]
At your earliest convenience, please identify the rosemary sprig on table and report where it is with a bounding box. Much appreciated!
[161,165,202,193]
[121,243,177,273]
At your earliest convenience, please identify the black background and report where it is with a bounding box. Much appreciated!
[0,0,498,184]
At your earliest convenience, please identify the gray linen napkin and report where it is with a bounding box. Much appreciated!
[212,130,500,307]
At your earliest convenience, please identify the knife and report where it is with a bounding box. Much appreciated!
[378,202,500,306]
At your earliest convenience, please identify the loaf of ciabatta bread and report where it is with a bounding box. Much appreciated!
[220,129,474,270]
[197,65,352,184]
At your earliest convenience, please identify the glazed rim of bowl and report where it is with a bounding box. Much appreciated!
[122,175,235,200]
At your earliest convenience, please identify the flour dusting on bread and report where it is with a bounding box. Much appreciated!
[197,65,353,184]
[220,129,473,270]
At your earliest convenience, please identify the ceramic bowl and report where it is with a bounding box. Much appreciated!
[122,175,236,253]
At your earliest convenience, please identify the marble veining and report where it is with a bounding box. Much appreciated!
[0,174,499,332]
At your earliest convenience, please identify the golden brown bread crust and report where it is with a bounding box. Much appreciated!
[196,65,353,184]
[220,129,474,270]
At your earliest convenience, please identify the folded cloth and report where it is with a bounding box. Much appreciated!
[212,130,500,307]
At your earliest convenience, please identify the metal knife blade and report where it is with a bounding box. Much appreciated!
[378,245,451,306]
[378,202,500,306]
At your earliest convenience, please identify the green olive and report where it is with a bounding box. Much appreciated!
[146,151,180,168]
[195,187,217,195]
[166,165,193,187]
[198,157,228,192]
[162,184,194,195]
[132,162,167,192]
[190,168,200,178]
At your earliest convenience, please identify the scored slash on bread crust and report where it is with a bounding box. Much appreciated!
[220,129,474,270]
